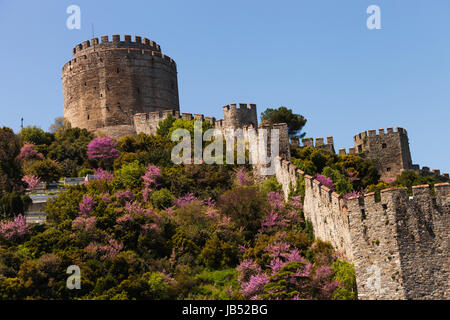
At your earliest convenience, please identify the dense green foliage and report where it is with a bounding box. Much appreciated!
[2,115,445,300]
[261,106,307,138]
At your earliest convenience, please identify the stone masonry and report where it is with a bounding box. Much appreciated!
[62,35,180,139]
[275,156,450,300]
[352,127,413,180]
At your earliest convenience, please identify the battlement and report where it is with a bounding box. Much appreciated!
[72,35,161,56]
[63,35,177,75]
[222,103,257,111]
[222,103,258,129]
[354,127,407,143]
[274,154,449,299]
[301,136,335,153]
[412,164,450,179]
[338,147,357,155]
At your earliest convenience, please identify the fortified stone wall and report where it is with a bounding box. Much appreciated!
[62,35,180,139]
[347,184,449,300]
[274,156,450,300]
[275,157,353,260]
[133,103,291,167]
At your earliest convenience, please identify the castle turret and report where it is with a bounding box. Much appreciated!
[222,103,258,129]
[62,35,180,139]
[353,127,413,180]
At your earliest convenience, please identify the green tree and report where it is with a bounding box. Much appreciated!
[0,127,23,195]
[25,159,62,183]
[113,160,145,191]
[150,188,175,209]
[19,126,54,146]
[0,192,31,220]
[218,186,267,239]
[261,106,307,137]
[156,114,176,137]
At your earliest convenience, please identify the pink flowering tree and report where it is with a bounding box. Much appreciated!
[22,174,41,191]
[17,143,44,161]
[0,214,31,242]
[93,168,114,182]
[72,216,97,243]
[87,136,119,169]
[115,189,135,203]
[141,165,161,201]
[235,168,252,186]
[236,240,340,300]
[314,174,335,191]
[175,193,198,208]
[260,192,303,233]
[85,239,123,261]
[78,194,96,217]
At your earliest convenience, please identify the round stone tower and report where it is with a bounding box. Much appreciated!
[62,34,180,138]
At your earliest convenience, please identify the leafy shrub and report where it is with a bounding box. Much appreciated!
[151,188,174,209]
[218,186,267,239]
[322,166,353,195]
[113,160,145,191]
[78,168,94,177]
[201,235,240,269]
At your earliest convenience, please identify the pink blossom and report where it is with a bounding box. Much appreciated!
[261,210,288,229]
[269,257,286,274]
[85,239,123,261]
[93,168,114,182]
[141,165,161,201]
[125,201,144,214]
[22,174,40,191]
[240,273,269,298]
[289,195,302,208]
[0,215,30,240]
[175,193,198,208]
[343,190,363,200]
[265,241,291,258]
[315,174,335,191]
[72,216,97,233]
[100,193,112,204]
[87,136,119,162]
[18,143,44,161]
[115,189,135,202]
[116,213,134,224]
[79,194,96,216]
[236,168,251,186]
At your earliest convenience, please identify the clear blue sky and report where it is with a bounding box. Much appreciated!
[0,0,448,172]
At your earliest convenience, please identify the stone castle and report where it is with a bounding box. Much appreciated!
[62,35,449,300]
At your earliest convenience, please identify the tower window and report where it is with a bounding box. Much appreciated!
[382,143,387,149]
[358,145,362,153]
[386,167,391,172]
[87,114,90,120]
[116,68,120,73]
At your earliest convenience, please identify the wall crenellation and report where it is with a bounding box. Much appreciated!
[411,164,449,179]
[301,136,335,153]
[73,34,161,55]
[274,154,450,300]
